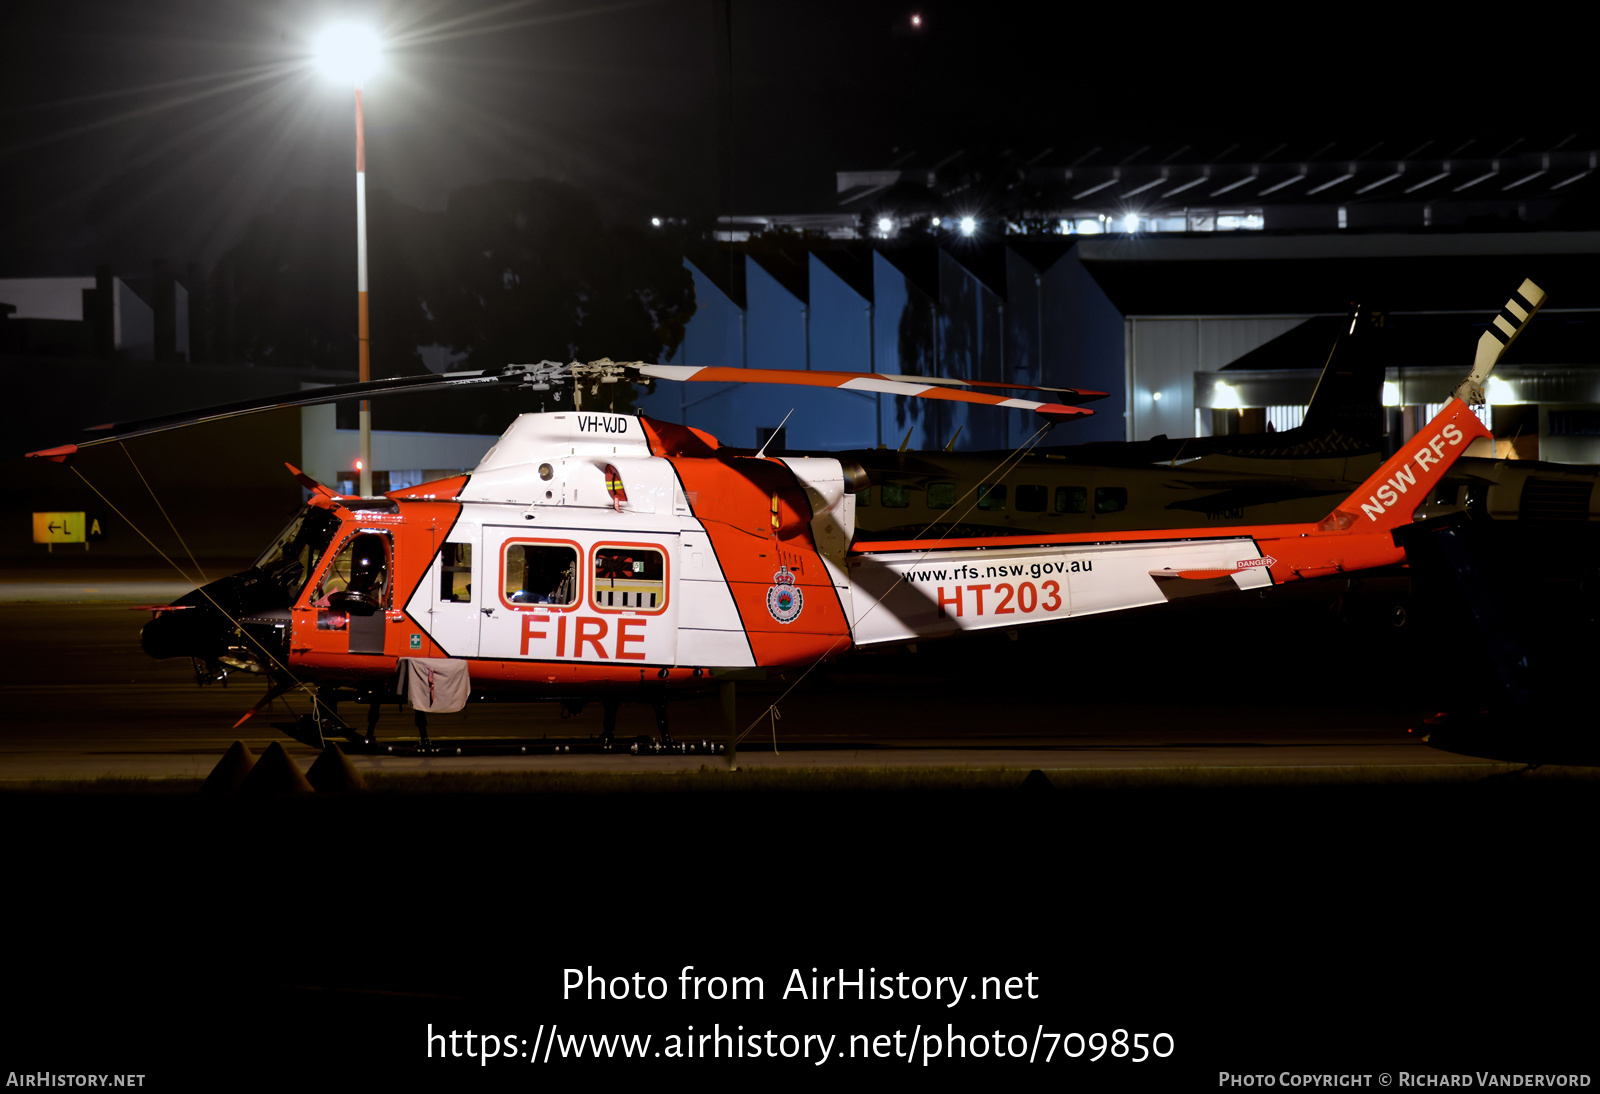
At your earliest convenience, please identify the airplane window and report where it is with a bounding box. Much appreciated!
[1095,487,1128,514]
[315,532,390,607]
[1015,484,1047,512]
[593,546,667,610]
[1056,487,1087,514]
[504,544,577,606]
[882,484,910,508]
[439,542,472,603]
[927,482,956,509]
[977,484,1006,511]
[854,488,871,507]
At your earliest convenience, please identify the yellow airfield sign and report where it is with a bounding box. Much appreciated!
[33,512,97,545]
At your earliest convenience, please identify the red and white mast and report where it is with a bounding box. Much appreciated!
[354,83,371,496]
[314,22,382,496]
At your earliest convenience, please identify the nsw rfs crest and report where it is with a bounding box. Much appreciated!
[766,564,804,624]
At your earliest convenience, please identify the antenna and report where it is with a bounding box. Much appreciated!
[754,407,795,459]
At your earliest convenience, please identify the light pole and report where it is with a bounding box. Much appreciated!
[314,23,382,495]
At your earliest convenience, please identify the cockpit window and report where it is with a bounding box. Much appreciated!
[254,506,341,601]
[314,532,391,608]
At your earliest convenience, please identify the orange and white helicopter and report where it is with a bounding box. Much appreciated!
[26,279,1546,751]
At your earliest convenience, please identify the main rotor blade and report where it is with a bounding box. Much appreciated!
[635,365,1095,422]
[23,368,520,460]
[869,373,1109,402]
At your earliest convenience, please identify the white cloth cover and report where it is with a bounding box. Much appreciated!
[397,657,471,713]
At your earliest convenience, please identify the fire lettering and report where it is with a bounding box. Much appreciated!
[520,613,549,656]
[574,617,608,658]
[615,617,646,660]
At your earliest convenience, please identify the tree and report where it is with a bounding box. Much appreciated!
[426,179,693,410]
[213,177,695,415]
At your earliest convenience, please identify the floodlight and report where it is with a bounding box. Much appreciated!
[959,216,976,236]
[1123,213,1140,233]
[877,216,894,234]
[314,23,382,86]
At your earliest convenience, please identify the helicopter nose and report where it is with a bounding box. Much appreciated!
[139,604,226,661]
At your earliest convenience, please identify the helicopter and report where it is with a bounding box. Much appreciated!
[24,279,1546,752]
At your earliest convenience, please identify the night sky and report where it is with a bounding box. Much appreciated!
[2,1,1591,279]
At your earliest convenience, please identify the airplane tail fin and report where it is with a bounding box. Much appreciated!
[1314,279,1545,535]
[1298,304,1387,444]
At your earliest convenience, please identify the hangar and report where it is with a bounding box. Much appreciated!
[636,137,1600,463]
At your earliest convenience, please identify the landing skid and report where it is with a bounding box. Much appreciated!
[298,734,726,758]
[276,689,704,755]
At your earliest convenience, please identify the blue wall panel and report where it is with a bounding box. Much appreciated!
[1041,248,1126,445]
[745,257,807,373]
[938,249,1006,452]
[808,254,871,373]
[649,245,1132,454]
[873,249,938,452]
[634,258,741,430]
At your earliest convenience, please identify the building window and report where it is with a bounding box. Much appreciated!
[504,543,578,607]
[592,545,667,612]
[439,542,472,603]
[882,483,910,508]
[1015,484,1047,512]
[1216,212,1265,231]
[977,484,1006,511]
[1549,410,1600,436]
[1266,406,1307,432]
[1095,487,1128,514]
[927,482,957,510]
[1055,486,1087,514]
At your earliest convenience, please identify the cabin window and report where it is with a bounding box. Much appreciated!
[927,482,957,510]
[1015,484,1047,512]
[1056,486,1087,514]
[1095,486,1128,514]
[504,543,578,607]
[592,545,667,612]
[881,483,910,508]
[854,487,871,507]
[439,542,472,603]
[977,483,1006,511]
